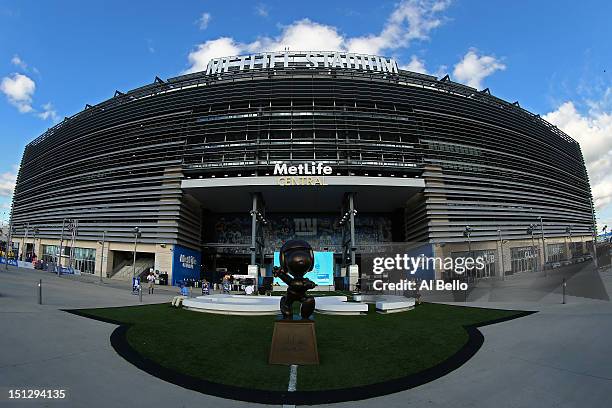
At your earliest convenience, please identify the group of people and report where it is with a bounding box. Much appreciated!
[170,276,259,307]
[220,274,255,294]
[131,269,161,295]
[171,278,210,307]
[136,270,258,306]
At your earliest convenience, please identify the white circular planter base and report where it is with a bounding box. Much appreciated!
[181,294,414,316]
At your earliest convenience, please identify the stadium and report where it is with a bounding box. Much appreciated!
[7,51,596,287]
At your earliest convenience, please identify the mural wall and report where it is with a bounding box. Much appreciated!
[210,213,393,254]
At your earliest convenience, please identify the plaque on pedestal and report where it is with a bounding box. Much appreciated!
[269,320,319,365]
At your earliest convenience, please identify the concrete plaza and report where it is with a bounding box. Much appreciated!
[1,265,611,407]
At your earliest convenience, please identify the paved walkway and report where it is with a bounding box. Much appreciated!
[0,267,249,408]
[1,266,611,407]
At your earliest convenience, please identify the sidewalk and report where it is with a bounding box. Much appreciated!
[1,265,611,407]
[0,266,253,408]
[59,270,179,295]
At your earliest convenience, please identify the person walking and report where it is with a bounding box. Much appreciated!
[201,279,210,295]
[222,275,231,294]
[147,271,155,294]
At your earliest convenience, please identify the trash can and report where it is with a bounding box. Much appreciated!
[159,273,168,285]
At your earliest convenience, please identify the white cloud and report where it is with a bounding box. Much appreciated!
[0,170,17,198]
[400,55,449,78]
[543,97,612,212]
[1,71,58,120]
[147,39,155,53]
[185,0,452,73]
[10,55,39,76]
[347,0,451,55]
[247,19,345,53]
[37,102,58,121]
[185,21,347,74]
[0,73,36,113]
[186,37,243,73]
[433,64,448,78]
[452,49,506,89]
[198,12,211,30]
[401,55,429,74]
[11,55,27,70]
[254,3,268,17]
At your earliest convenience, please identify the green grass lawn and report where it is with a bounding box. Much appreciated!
[74,302,525,392]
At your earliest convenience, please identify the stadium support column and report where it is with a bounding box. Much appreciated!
[341,193,358,290]
[250,194,258,266]
[249,193,266,287]
[349,193,356,265]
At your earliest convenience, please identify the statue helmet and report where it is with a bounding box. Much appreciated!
[280,239,315,273]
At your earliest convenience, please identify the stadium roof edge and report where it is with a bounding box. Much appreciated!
[26,51,578,148]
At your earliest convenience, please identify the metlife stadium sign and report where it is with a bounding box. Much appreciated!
[205,51,399,76]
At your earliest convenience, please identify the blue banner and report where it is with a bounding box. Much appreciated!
[0,257,18,266]
[172,245,201,286]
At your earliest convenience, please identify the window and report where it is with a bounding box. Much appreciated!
[41,244,96,274]
[451,250,497,278]
[569,242,584,257]
[547,243,566,263]
[72,247,97,274]
[510,246,536,274]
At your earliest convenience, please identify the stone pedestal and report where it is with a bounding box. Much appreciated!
[269,320,319,365]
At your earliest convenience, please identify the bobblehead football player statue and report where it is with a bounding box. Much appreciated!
[273,239,316,320]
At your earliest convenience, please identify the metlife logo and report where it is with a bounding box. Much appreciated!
[273,161,332,186]
[179,254,197,269]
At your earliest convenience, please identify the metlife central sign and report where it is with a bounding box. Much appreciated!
[273,162,332,186]
[205,51,399,76]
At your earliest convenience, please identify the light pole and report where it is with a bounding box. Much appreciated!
[57,218,67,274]
[132,227,141,281]
[463,226,473,281]
[68,219,78,272]
[539,216,546,267]
[32,227,39,261]
[498,229,505,280]
[21,222,30,261]
[606,225,612,273]
[566,226,573,260]
[4,221,12,270]
[98,230,106,282]
[591,225,599,268]
[527,224,537,272]
[1,219,5,266]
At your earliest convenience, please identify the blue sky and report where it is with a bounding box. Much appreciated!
[1,0,611,226]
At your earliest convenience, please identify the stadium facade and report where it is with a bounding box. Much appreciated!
[8,51,596,286]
